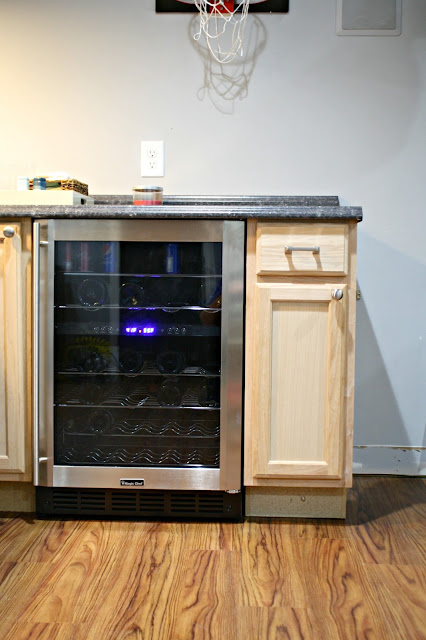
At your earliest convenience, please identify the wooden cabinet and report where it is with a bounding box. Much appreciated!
[244,219,358,501]
[0,220,32,480]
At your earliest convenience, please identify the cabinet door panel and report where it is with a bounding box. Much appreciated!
[0,224,26,474]
[254,284,346,480]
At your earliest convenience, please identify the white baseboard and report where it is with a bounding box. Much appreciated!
[353,446,426,475]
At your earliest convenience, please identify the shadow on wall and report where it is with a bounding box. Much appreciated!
[354,232,426,475]
[188,15,267,114]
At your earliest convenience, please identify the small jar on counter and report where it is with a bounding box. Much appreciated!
[16,176,30,191]
[33,177,47,190]
[133,186,163,205]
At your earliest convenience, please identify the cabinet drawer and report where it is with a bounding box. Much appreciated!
[257,223,348,276]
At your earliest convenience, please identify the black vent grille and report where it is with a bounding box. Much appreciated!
[111,491,138,512]
[37,487,241,520]
[139,492,166,514]
[52,490,79,511]
[111,491,165,515]
[199,494,224,512]
[170,494,197,513]
[52,489,106,512]
[80,491,106,511]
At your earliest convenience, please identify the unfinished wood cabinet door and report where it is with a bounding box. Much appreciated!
[251,283,347,480]
[0,223,27,475]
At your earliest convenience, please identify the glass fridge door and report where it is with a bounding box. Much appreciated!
[35,220,244,491]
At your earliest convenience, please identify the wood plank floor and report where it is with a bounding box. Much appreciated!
[0,476,425,640]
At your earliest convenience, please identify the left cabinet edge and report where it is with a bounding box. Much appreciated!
[0,218,33,482]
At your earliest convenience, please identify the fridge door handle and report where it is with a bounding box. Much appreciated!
[33,222,40,484]
[219,220,244,491]
[33,223,49,485]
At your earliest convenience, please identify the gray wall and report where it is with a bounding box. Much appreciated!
[1,0,425,473]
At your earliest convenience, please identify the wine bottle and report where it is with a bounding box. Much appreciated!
[199,379,220,408]
[77,278,107,306]
[157,379,182,407]
[156,350,185,374]
[120,282,144,307]
[118,348,144,373]
[82,351,108,373]
[88,409,114,435]
[80,381,102,405]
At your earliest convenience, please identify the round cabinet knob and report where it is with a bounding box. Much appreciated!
[3,226,15,238]
[332,289,344,300]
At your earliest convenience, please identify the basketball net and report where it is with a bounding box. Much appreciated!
[193,0,250,64]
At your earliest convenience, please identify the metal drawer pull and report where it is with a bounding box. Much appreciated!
[332,289,344,300]
[285,245,320,254]
[3,226,15,238]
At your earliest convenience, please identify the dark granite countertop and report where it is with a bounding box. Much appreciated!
[0,195,363,221]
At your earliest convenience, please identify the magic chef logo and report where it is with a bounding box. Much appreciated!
[120,479,145,487]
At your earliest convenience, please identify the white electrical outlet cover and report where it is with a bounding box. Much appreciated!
[141,141,165,177]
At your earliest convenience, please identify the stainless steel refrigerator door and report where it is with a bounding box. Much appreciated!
[34,219,244,492]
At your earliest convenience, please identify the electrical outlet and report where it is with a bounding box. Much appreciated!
[141,141,165,177]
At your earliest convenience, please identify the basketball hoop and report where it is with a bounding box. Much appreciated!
[193,0,250,64]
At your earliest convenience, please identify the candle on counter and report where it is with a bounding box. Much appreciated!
[132,186,163,205]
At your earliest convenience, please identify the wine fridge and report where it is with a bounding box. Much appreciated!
[34,219,244,519]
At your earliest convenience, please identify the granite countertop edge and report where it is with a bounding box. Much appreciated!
[0,195,363,221]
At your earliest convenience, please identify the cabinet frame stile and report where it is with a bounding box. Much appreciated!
[0,219,32,480]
